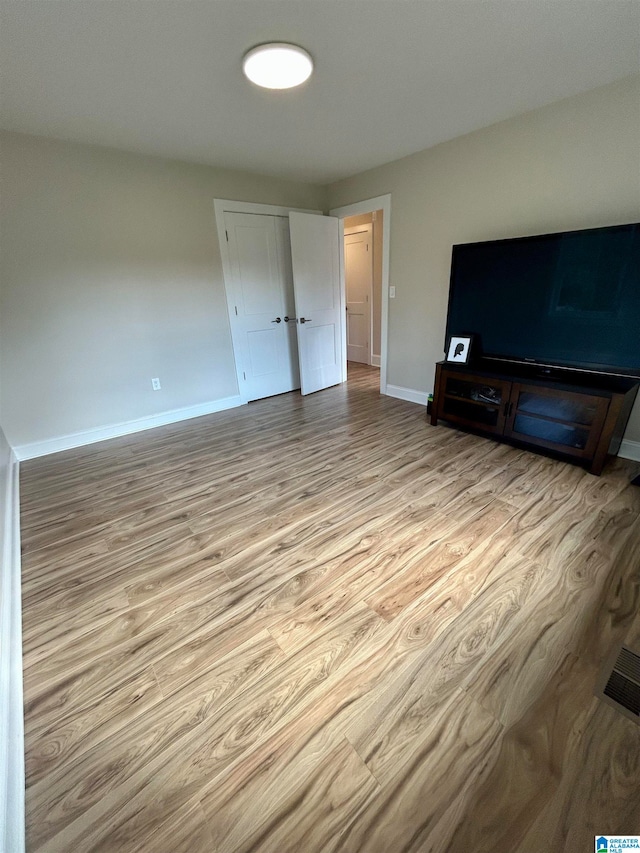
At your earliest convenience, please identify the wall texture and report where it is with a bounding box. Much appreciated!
[327,75,640,445]
[0,131,325,449]
[1,77,639,452]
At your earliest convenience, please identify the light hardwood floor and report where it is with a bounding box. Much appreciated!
[20,363,640,852]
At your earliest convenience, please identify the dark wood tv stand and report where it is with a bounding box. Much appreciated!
[430,360,638,475]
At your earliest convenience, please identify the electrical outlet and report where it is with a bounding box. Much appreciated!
[151,378,161,391]
[389,285,396,298]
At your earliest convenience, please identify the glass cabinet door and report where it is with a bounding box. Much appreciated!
[505,383,609,458]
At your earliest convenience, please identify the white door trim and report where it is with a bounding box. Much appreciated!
[329,194,391,395]
[344,225,371,235]
[0,447,25,853]
[214,199,321,403]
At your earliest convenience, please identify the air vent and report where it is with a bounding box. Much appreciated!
[596,645,640,725]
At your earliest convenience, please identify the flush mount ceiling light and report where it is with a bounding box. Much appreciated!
[242,43,313,90]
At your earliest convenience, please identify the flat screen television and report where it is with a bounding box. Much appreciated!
[445,222,640,380]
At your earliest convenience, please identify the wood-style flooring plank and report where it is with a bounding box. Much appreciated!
[20,363,640,852]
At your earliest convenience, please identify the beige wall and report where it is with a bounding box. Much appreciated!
[0,131,326,448]
[344,210,383,358]
[327,75,640,445]
[1,76,639,453]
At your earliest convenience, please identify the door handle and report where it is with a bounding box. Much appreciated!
[284,316,297,323]
[271,317,282,323]
[299,317,312,324]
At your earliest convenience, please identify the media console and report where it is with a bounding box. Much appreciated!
[430,360,639,475]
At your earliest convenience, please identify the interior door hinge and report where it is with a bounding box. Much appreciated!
[235,306,238,315]
[243,371,246,380]
[225,230,229,242]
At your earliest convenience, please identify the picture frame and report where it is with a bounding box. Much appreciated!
[446,334,474,364]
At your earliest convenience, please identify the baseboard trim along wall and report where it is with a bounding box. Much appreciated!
[385,384,429,406]
[0,448,25,853]
[385,388,639,463]
[371,354,381,368]
[619,439,640,462]
[14,395,244,461]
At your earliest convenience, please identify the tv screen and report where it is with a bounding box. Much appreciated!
[446,223,640,378]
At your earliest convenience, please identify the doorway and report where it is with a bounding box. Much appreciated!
[344,216,383,367]
[330,194,391,395]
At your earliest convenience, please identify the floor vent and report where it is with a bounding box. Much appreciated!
[596,645,640,725]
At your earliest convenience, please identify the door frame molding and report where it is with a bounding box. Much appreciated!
[213,199,321,404]
[329,194,391,395]
[344,224,373,366]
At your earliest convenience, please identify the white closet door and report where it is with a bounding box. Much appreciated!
[224,212,299,401]
[289,212,344,395]
[275,216,301,392]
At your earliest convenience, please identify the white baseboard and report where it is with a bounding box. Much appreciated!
[381,396,639,461]
[0,449,25,853]
[371,354,381,368]
[385,384,429,407]
[618,438,640,462]
[14,395,244,461]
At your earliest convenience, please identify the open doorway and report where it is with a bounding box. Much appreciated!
[330,195,391,395]
[343,211,383,369]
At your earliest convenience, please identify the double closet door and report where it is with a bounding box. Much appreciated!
[223,210,343,401]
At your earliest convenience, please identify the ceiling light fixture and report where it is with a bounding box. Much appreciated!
[242,43,313,90]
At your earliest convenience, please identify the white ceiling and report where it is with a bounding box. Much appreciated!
[1,1,639,184]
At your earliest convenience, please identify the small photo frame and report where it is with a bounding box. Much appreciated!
[446,334,473,364]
